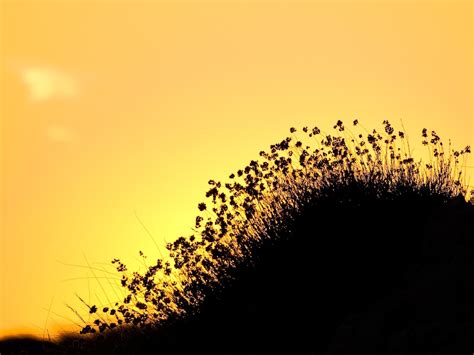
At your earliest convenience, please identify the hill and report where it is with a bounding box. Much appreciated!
[1,121,473,354]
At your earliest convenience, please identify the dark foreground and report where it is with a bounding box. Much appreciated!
[2,197,474,354]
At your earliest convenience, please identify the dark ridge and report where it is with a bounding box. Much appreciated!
[0,337,57,354]
[2,121,473,354]
[3,200,474,355]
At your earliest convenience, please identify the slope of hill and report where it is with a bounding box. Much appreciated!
[1,121,472,354]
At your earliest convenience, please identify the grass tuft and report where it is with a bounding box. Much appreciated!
[78,120,471,336]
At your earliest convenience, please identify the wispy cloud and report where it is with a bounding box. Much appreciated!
[20,67,79,102]
[46,125,75,143]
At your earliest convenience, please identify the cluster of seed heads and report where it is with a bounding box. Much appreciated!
[79,120,471,335]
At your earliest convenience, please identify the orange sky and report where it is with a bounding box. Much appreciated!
[1,0,472,339]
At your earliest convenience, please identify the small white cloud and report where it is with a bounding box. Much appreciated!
[20,67,79,102]
[46,125,75,143]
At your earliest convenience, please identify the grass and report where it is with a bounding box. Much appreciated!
[1,120,473,354]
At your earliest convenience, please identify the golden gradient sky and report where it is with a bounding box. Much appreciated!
[1,0,473,338]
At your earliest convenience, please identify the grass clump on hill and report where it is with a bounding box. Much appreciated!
[77,119,471,338]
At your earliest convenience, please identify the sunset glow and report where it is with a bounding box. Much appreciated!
[1,1,472,338]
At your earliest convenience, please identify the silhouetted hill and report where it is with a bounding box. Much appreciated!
[2,121,473,354]
[3,198,474,354]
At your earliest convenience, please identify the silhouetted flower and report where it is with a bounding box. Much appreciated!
[81,119,470,337]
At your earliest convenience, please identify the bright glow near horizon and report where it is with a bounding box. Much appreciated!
[1,1,472,338]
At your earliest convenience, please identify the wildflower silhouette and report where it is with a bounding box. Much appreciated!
[77,120,470,338]
[2,120,473,355]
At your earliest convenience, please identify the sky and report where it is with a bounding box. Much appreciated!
[1,0,472,339]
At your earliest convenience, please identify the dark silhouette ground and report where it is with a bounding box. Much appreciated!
[2,196,474,355]
[2,121,472,354]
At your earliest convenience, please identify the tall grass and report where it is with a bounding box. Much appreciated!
[78,120,471,336]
